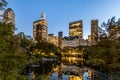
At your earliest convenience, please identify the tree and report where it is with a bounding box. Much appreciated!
[20,38,32,49]
[100,17,120,39]
[0,22,28,80]
[29,42,62,59]
[85,38,120,73]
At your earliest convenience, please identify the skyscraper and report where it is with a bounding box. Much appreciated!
[3,8,15,26]
[33,13,48,43]
[3,8,15,34]
[91,19,98,43]
[58,31,63,48]
[69,20,83,45]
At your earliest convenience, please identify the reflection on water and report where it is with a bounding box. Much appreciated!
[22,60,57,79]
[23,57,92,80]
[49,63,83,80]
[49,62,92,80]
[62,57,83,65]
[49,72,82,80]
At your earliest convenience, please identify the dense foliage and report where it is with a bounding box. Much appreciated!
[29,42,62,59]
[99,17,120,38]
[85,17,120,79]
[0,22,28,80]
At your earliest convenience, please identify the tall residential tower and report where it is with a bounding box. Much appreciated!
[69,20,83,45]
[91,19,98,43]
[58,31,63,48]
[3,8,15,26]
[33,13,48,43]
[3,8,15,34]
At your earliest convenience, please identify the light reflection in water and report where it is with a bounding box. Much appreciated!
[49,57,92,80]
[49,63,83,80]
[62,57,83,64]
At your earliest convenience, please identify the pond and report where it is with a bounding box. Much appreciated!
[23,57,92,80]
[49,63,91,80]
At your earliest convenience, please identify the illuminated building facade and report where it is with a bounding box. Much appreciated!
[33,13,48,43]
[3,8,15,34]
[48,34,58,46]
[58,31,63,48]
[69,20,83,45]
[91,20,98,43]
[3,8,15,25]
[88,35,91,43]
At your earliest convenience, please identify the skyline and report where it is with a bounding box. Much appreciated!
[7,0,120,39]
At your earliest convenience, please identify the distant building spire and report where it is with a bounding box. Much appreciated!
[41,13,46,19]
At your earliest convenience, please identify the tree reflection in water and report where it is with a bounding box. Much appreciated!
[22,60,58,79]
[22,57,91,80]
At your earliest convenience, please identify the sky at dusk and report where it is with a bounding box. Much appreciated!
[7,0,120,39]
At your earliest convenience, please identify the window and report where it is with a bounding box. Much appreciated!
[37,25,41,30]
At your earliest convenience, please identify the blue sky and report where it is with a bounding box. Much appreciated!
[7,0,120,39]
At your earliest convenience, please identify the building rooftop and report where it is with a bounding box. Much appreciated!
[4,8,15,15]
[69,20,82,25]
[33,19,46,23]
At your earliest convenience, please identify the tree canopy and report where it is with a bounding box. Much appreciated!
[0,22,28,80]
[29,42,62,59]
[99,17,120,39]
